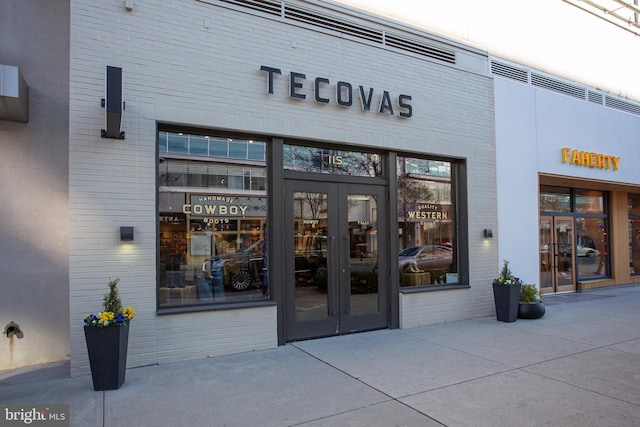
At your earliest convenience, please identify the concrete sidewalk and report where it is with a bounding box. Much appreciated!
[2,285,640,426]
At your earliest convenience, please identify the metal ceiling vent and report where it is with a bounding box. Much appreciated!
[212,0,456,65]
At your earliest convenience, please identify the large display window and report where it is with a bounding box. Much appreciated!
[158,130,269,308]
[575,190,609,280]
[539,186,611,285]
[397,156,457,287]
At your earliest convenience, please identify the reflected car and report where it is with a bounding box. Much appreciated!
[576,245,600,257]
[398,245,453,272]
[204,240,266,291]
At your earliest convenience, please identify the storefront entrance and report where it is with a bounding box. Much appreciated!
[539,216,576,293]
[284,180,389,341]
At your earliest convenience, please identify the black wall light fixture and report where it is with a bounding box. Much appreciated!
[120,226,134,242]
[484,228,493,238]
[101,65,125,139]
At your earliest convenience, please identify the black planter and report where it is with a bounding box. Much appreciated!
[84,323,130,391]
[492,283,521,322]
[518,302,546,319]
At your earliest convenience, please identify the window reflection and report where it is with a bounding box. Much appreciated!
[160,160,266,191]
[575,189,604,214]
[397,156,456,286]
[293,192,329,321]
[540,186,571,212]
[158,130,268,308]
[283,144,382,177]
[159,131,265,161]
[575,217,608,279]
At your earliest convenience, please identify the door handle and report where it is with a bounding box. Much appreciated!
[342,235,349,273]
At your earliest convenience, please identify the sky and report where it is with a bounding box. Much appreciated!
[329,0,640,102]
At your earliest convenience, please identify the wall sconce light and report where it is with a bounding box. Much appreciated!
[483,228,493,238]
[101,65,125,140]
[120,226,134,242]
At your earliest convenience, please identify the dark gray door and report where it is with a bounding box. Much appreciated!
[284,180,389,341]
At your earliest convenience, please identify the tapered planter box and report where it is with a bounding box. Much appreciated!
[84,323,130,391]
[492,283,521,323]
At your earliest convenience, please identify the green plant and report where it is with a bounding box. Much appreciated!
[84,278,136,327]
[103,278,123,313]
[493,260,523,285]
[520,284,541,303]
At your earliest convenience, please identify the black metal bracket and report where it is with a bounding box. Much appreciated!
[101,129,125,139]
[100,97,126,139]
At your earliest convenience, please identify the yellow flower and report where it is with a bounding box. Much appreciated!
[99,311,115,323]
[121,306,136,321]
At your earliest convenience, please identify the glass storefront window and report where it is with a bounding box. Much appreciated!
[158,129,269,308]
[575,190,605,214]
[575,217,609,280]
[629,194,640,276]
[283,144,382,177]
[574,190,608,280]
[397,156,456,287]
[248,141,265,160]
[540,186,612,286]
[229,140,248,159]
[159,131,266,161]
[167,132,188,154]
[210,137,229,158]
[540,186,571,213]
[190,135,209,156]
[159,159,266,191]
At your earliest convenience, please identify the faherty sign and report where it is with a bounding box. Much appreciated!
[561,147,620,171]
[260,65,413,118]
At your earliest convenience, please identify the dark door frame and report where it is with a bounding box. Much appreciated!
[269,139,398,345]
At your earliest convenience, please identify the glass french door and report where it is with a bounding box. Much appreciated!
[540,216,576,294]
[284,180,388,341]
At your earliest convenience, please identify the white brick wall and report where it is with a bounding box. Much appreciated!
[69,0,497,375]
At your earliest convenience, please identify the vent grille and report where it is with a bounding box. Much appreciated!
[588,91,603,105]
[285,5,382,43]
[490,61,528,83]
[531,73,586,100]
[491,60,640,117]
[217,0,281,16]
[211,0,455,65]
[605,96,640,115]
[385,34,456,64]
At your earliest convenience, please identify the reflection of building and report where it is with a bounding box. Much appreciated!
[2,0,639,375]
[397,159,454,250]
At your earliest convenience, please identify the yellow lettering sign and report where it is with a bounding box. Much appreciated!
[561,148,619,171]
